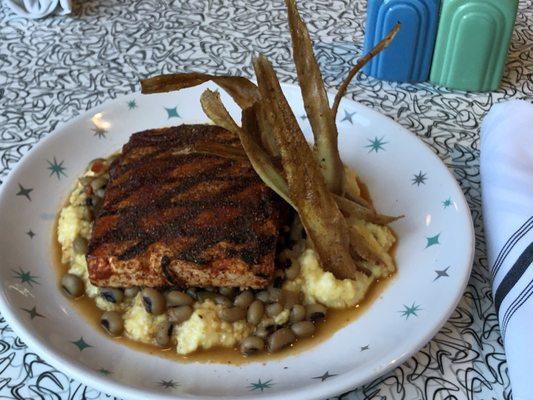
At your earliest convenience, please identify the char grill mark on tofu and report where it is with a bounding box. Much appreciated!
[87,124,284,289]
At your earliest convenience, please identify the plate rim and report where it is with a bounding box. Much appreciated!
[0,83,475,400]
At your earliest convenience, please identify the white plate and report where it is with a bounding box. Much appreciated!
[0,83,474,400]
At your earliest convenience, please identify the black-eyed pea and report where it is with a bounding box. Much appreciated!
[291,321,316,338]
[240,336,265,355]
[218,306,246,322]
[266,303,283,317]
[72,235,88,255]
[214,295,232,307]
[256,290,270,303]
[141,288,166,315]
[155,324,173,347]
[61,273,84,298]
[247,300,264,325]
[100,311,124,336]
[100,287,124,304]
[306,304,327,322]
[290,304,306,323]
[234,290,254,308]
[168,305,193,324]
[166,290,194,307]
[219,287,237,298]
[267,328,295,352]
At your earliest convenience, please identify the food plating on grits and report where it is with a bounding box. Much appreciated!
[55,0,402,360]
[57,147,397,357]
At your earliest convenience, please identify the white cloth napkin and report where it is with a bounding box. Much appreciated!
[481,100,533,400]
[5,0,71,19]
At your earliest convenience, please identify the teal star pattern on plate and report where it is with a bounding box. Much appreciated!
[312,371,338,381]
[127,100,137,110]
[425,233,441,248]
[11,267,39,287]
[399,303,422,319]
[340,109,356,124]
[92,126,107,139]
[165,106,180,119]
[360,345,369,351]
[434,266,450,281]
[71,337,92,351]
[411,171,427,186]
[16,183,33,201]
[365,136,387,153]
[47,157,67,180]
[21,306,44,320]
[442,197,453,208]
[158,379,179,389]
[300,114,308,120]
[247,378,273,392]
[97,368,111,376]
[26,229,35,239]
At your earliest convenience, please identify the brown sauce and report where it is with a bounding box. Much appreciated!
[53,226,392,364]
[52,172,395,365]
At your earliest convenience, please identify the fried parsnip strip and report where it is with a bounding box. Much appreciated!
[194,143,399,225]
[346,191,373,209]
[285,0,344,195]
[253,55,359,280]
[334,194,402,225]
[141,73,281,157]
[191,143,248,161]
[179,145,399,225]
[141,73,259,109]
[349,219,395,271]
[255,102,280,157]
[199,89,294,207]
[339,166,373,208]
[331,23,401,117]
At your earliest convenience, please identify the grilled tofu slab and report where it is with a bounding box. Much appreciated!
[87,124,285,289]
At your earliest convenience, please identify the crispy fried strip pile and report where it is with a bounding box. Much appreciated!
[141,2,401,279]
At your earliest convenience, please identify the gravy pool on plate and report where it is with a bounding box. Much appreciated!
[55,125,397,360]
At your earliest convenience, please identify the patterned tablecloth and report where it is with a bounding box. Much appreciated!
[0,1,532,399]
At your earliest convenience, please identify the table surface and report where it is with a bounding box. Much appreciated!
[0,1,531,399]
